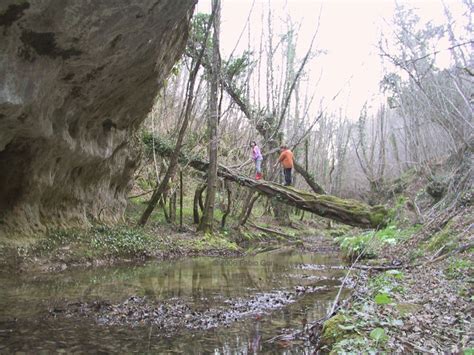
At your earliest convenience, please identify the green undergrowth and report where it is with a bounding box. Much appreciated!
[22,226,162,260]
[89,226,156,256]
[323,254,473,353]
[321,270,407,353]
[424,220,460,253]
[0,224,242,269]
[335,224,421,260]
[323,165,472,353]
[187,231,239,252]
[445,257,473,280]
[333,192,424,260]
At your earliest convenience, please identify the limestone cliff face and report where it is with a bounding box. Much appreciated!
[0,0,196,236]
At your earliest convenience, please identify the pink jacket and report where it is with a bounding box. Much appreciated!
[252,146,263,160]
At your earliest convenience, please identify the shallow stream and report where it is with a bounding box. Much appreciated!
[0,248,346,353]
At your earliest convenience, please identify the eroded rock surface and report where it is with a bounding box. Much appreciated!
[0,0,196,236]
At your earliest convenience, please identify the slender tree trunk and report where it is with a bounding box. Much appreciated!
[198,0,221,233]
[221,180,232,229]
[377,106,386,186]
[169,192,177,223]
[237,190,254,226]
[179,170,183,228]
[193,183,206,224]
[198,185,205,212]
[268,131,289,224]
[238,192,259,227]
[160,195,170,223]
[299,139,309,221]
[304,138,309,171]
[390,131,402,175]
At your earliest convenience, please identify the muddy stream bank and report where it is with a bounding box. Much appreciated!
[0,248,348,353]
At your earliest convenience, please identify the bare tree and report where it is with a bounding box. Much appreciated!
[198,0,221,233]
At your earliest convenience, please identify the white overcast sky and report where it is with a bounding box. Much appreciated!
[195,0,468,118]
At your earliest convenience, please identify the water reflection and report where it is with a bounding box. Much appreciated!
[0,249,345,353]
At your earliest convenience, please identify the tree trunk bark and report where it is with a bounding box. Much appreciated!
[193,184,206,224]
[221,180,232,229]
[239,192,259,227]
[169,192,177,223]
[160,195,170,223]
[237,190,254,226]
[198,0,221,233]
[179,170,183,228]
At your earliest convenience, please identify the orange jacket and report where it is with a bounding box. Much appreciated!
[278,149,294,169]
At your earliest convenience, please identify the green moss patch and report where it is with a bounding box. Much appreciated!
[444,257,473,280]
[322,314,353,346]
[426,222,459,252]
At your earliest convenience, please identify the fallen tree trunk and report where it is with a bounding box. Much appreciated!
[154,139,388,229]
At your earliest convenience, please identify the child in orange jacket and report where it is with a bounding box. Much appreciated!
[275,145,294,186]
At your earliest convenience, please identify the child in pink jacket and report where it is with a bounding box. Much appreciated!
[250,141,263,180]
